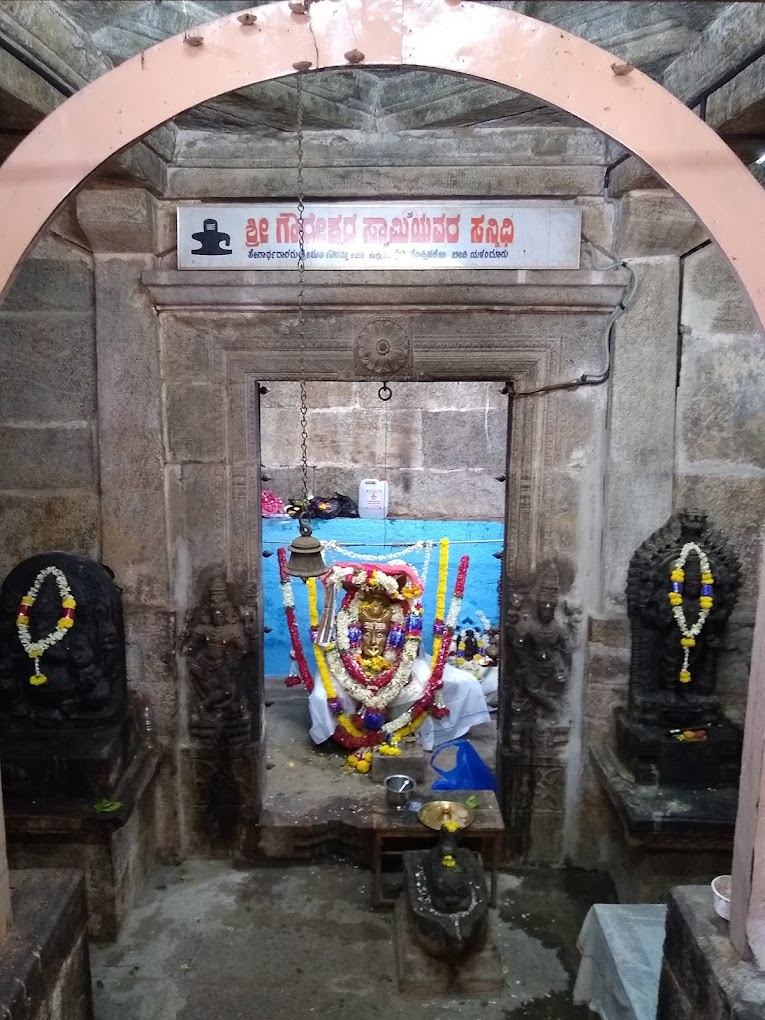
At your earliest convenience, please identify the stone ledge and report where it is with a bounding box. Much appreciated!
[143,267,630,311]
[659,886,765,1020]
[0,869,92,1020]
[592,745,737,848]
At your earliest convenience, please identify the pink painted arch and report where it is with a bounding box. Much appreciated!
[1,0,765,960]
[0,0,764,319]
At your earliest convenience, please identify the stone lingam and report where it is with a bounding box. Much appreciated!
[617,510,742,788]
[0,552,129,801]
[395,819,503,995]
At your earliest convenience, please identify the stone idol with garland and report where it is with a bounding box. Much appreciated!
[617,511,742,787]
[0,552,129,801]
[279,538,490,773]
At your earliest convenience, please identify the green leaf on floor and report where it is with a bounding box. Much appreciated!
[93,798,122,813]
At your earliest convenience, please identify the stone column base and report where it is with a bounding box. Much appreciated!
[0,869,93,1019]
[660,886,765,1019]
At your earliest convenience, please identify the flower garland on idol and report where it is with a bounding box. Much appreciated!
[15,566,76,685]
[277,542,469,768]
[668,542,714,684]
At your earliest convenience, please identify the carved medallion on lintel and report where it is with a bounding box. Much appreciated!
[354,318,412,376]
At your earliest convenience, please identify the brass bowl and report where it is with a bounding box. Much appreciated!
[418,800,474,831]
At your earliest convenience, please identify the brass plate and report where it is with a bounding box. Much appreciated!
[418,800,474,831]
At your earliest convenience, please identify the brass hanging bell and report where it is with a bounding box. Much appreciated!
[286,512,326,580]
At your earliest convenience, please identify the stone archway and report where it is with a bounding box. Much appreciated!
[0,0,764,956]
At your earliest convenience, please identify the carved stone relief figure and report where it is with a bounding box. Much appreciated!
[182,571,258,747]
[181,571,260,852]
[507,564,580,735]
[503,562,581,859]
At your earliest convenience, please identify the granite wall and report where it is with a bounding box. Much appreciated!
[260,380,508,520]
[0,230,99,579]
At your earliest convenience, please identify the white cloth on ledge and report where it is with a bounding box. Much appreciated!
[308,648,491,752]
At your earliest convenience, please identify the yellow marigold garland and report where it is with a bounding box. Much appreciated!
[307,576,319,630]
[431,538,450,669]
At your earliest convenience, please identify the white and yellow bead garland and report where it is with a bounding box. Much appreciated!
[668,542,714,684]
[15,566,76,685]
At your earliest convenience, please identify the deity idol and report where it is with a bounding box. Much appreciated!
[278,551,491,771]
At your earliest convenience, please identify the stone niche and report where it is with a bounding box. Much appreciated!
[143,255,629,862]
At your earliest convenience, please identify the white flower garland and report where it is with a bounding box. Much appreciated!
[16,566,76,685]
[670,542,714,684]
[325,641,419,709]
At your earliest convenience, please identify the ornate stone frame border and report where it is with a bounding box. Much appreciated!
[223,341,549,586]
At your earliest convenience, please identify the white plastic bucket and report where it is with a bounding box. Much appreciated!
[711,875,731,920]
[358,478,389,519]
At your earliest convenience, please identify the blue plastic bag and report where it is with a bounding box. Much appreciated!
[430,739,497,792]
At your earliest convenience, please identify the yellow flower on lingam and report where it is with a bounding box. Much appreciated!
[442,855,457,868]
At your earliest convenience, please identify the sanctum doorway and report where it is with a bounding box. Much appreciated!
[145,262,630,860]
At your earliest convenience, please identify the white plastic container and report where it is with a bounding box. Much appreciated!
[358,478,389,519]
[711,875,731,920]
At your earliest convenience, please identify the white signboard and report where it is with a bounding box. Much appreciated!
[176,201,581,271]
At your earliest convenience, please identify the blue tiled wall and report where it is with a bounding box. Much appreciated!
[263,517,503,677]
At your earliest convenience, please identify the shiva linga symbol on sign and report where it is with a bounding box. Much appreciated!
[191,218,232,256]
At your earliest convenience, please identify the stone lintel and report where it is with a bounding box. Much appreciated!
[615,192,708,259]
[77,188,158,254]
[143,268,630,312]
[173,126,613,169]
[165,164,606,200]
[607,157,663,198]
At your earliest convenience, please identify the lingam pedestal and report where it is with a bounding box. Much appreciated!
[0,553,159,940]
[394,824,503,996]
[594,512,742,900]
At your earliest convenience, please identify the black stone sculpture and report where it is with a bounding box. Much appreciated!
[403,828,489,962]
[181,571,259,851]
[0,552,128,800]
[618,510,742,786]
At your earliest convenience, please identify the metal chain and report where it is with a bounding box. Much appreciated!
[296,72,309,504]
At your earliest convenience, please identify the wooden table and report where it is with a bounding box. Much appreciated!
[371,788,505,908]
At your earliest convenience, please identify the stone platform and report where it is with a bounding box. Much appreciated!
[252,684,498,863]
[6,747,160,941]
[0,869,92,1020]
[593,745,735,901]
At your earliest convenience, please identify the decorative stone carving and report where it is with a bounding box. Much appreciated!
[503,563,580,859]
[617,510,742,786]
[0,552,129,800]
[182,571,258,747]
[507,564,580,718]
[354,317,411,376]
[625,510,741,728]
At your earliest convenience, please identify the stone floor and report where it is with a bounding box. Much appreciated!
[91,859,613,1019]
